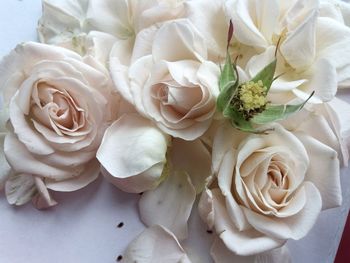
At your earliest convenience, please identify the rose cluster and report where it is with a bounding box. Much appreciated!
[1,0,350,262]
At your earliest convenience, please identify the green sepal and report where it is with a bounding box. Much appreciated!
[219,55,236,91]
[223,105,256,133]
[251,91,315,125]
[250,59,277,93]
[217,55,239,112]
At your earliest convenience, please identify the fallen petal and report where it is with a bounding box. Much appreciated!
[123,225,191,263]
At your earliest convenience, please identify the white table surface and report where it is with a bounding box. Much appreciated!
[0,1,349,263]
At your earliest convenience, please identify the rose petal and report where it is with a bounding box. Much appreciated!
[32,176,57,209]
[44,159,100,192]
[198,188,215,229]
[136,1,185,31]
[5,174,37,206]
[0,133,11,190]
[158,117,213,141]
[281,9,317,68]
[123,225,191,263]
[197,61,221,98]
[186,0,228,60]
[86,0,132,38]
[211,240,293,263]
[210,237,256,263]
[131,25,159,64]
[296,112,340,155]
[139,170,196,240]
[254,0,280,42]
[255,245,292,263]
[4,133,75,180]
[228,0,269,48]
[96,114,169,180]
[245,46,275,78]
[101,163,163,194]
[38,0,86,44]
[218,149,251,231]
[295,59,337,102]
[319,1,345,24]
[152,19,207,62]
[170,138,212,194]
[316,17,350,83]
[109,57,134,104]
[295,133,341,209]
[77,31,118,65]
[109,38,134,66]
[128,55,154,114]
[326,97,350,166]
[242,182,322,240]
[211,189,285,256]
[9,96,55,155]
[212,122,246,174]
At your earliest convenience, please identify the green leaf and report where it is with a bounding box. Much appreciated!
[251,91,315,124]
[250,59,277,93]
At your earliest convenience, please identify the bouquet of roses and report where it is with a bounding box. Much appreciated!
[1,0,350,262]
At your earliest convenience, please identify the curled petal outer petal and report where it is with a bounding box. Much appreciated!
[198,188,215,230]
[295,133,341,210]
[211,189,285,256]
[0,132,11,190]
[210,237,256,263]
[123,225,191,263]
[170,138,212,194]
[38,0,87,45]
[139,170,196,240]
[211,237,291,263]
[5,174,37,206]
[96,114,169,193]
[152,19,208,62]
[242,182,322,240]
[186,0,228,61]
[32,177,58,210]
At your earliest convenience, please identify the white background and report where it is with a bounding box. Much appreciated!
[0,1,350,262]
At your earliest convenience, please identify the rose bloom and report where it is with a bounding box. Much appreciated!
[0,42,117,209]
[38,0,185,66]
[226,0,350,103]
[111,19,220,140]
[199,113,342,256]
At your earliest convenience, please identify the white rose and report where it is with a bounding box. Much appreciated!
[199,120,341,256]
[226,0,350,103]
[0,42,118,209]
[111,19,220,140]
[38,0,185,66]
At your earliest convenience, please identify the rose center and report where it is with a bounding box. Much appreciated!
[30,82,86,136]
[152,81,202,117]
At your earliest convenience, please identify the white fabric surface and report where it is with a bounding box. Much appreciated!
[0,1,349,263]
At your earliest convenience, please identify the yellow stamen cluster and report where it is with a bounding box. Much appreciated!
[239,80,267,111]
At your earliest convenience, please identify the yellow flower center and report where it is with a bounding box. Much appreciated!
[239,80,267,111]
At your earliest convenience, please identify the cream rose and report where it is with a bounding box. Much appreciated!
[0,42,117,209]
[199,119,342,256]
[111,19,220,140]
